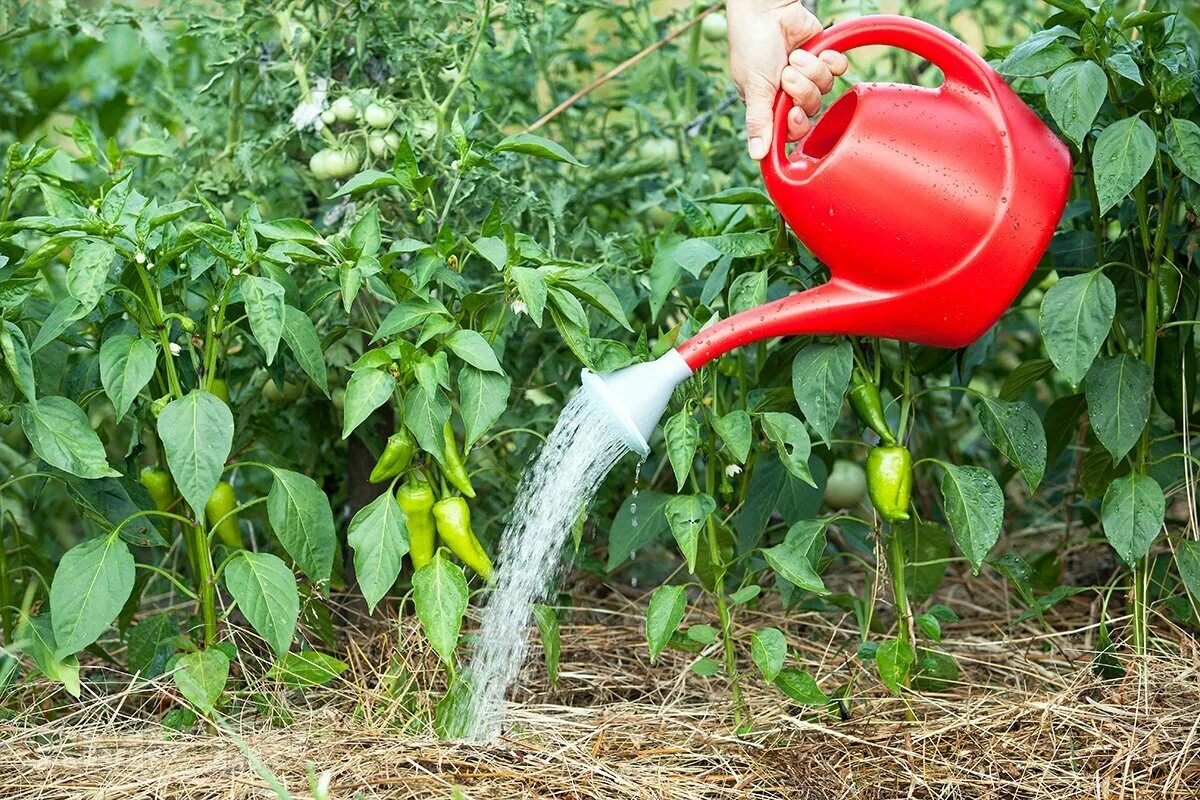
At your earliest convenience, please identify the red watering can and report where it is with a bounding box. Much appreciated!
[584,15,1072,456]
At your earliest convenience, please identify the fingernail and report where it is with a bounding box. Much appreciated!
[748,137,767,160]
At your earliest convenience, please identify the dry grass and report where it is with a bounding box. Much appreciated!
[3,572,1200,800]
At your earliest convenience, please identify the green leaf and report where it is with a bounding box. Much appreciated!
[1039,270,1115,386]
[445,329,504,374]
[663,493,716,573]
[646,584,687,663]
[760,412,814,486]
[457,366,510,450]
[714,409,752,463]
[999,358,1054,401]
[17,614,81,697]
[331,170,404,199]
[403,380,451,464]
[126,613,178,679]
[223,551,299,658]
[998,27,1079,76]
[254,219,322,244]
[157,391,234,515]
[32,298,84,352]
[691,658,721,676]
[1165,117,1200,185]
[374,297,450,341]
[281,306,329,395]
[1176,540,1200,610]
[1045,60,1107,146]
[241,274,285,365]
[266,650,348,687]
[510,267,547,326]
[1093,116,1156,214]
[266,468,337,584]
[938,462,1004,573]
[686,624,718,644]
[976,395,1046,489]
[18,396,120,479]
[750,627,787,682]
[50,535,135,658]
[172,649,229,713]
[99,335,158,421]
[1105,53,1143,85]
[347,490,409,613]
[1084,354,1152,463]
[412,552,469,664]
[774,668,827,705]
[896,519,950,603]
[791,341,853,446]
[341,368,395,439]
[531,604,561,685]
[66,240,115,314]
[728,270,767,314]
[605,491,672,571]
[663,408,699,491]
[876,637,914,693]
[763,524,828,595]
[490,133,585,166]
[1100,473,1165,566]
[1,321,36,403]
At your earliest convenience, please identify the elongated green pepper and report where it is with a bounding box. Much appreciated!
[432,496,493,580]
[849,374,896,445]
[866,445,912,524]
[440,421,476,498]
[397,479,437,570]
[370,429,415,483]
[205,481,244,549]
[140,467,174,511]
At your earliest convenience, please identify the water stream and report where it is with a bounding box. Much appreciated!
[464,385,631,740]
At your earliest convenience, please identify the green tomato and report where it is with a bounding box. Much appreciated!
[637,137,678,165]
[822,459,867,509]
[363,102,396,129]
[309,149,334,179]
[646,206,674,228]
[701,12,727,42]
[412,117,438,141]
[263,378,303,404]
[331,96,357,123]
[320,109,337,126]
[326,148,360,179]
[368,134,396,158]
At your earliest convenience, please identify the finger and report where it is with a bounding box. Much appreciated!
[779,5,823,49]
[818,49,849,77]
[742,75,777,160]
[781,66,823,117]
[787,106,811,142]
[787,48,836,94]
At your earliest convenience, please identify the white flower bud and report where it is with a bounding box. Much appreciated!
[725,464,742,477]
[511,300,528,316]
[231,267,242,277]
[169,342,182,357]
[134,251,145,264]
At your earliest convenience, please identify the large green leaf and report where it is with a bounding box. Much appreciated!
[760,412,814,486]
[764,525,828,595]
[791,341,853,446]
[50,535,135,658]
[938,462,1003,573]
[341,368,395,439]
[663,493,716,573]
[646,584,687,663]
[1100,473,1164,566]
[266,468,335,584]
[1092,116,1156,214]
[1045,60,1107,146]
[347,490,409,613]
[403,380,451,464]
[18,396,120,479]
[663,407,699,491]
[750,627,786,682]
[267,650,348,687]
[976,395,1046,489]
[1,320,36,403]
[412,552,468,664]
[875,637,914,693]
[445,329,504,374]
[66,240,115,315]
[126,613,179,679]
[1165,117,1200,184]
[241,274,286,364]
[1084,354,1152,463]
[490,133,584,166]
[1039,270,1115,386]
[223,551,299,658]
[713,409,752,463]
[99,335,158,421]
[17,614,81,697]
[157,391,234,515]
[457,365,510,450]
[606,491,672,571]
[281,306,329,395]
[172,649,229,714]
[774,667,827,705]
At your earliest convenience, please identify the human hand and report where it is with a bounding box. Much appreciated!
[726,1,849,160]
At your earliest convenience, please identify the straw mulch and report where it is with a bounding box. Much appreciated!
[3,572,1199,800]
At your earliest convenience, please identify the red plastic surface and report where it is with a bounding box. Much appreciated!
[677,15,1071,371]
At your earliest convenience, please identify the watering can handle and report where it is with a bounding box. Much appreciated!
[765,15,998,185]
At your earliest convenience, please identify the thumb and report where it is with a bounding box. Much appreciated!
[743,75,777,161]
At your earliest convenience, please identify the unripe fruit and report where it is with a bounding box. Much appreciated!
[701,12,727,42]
[331,96,357,123]
[822,459,867,509]
[363,102,396,129]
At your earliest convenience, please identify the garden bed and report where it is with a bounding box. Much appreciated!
[5,575,1198,800]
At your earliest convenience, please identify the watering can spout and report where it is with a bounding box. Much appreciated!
[581,350,694,457]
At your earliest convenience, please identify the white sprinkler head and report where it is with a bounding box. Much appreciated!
[581,349,694,458]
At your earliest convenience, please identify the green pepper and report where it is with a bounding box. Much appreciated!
[440,421,476,498]
[370,429,415,484]
[432,496,493,581]
[866,445,912,524]
[205,481,244,549]
[397,479,437,570]
[209,378,230,405]
[849,374,896,445]
[139,467,174,511]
